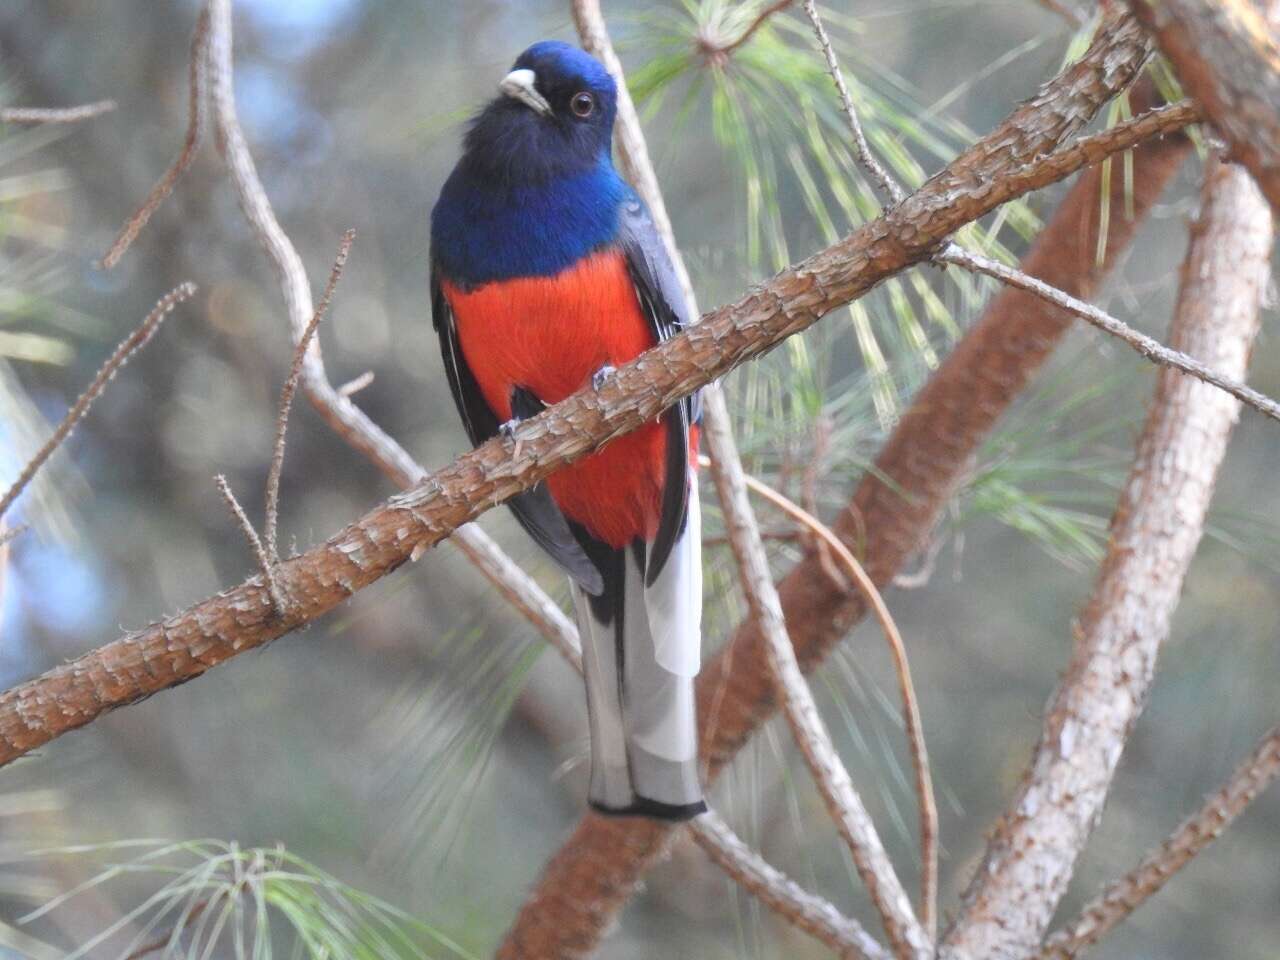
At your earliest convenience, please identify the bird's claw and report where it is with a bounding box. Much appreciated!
[499,418,520,442]
[591,364,617,391]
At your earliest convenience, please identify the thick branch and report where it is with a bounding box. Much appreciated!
[1128,0,1280,213]
[940,158,1273,959]
[496,67,1192,959]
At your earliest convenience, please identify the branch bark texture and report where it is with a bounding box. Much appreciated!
[1129,0,1280,213]
[940,157,1273,959]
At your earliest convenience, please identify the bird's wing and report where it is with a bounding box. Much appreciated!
[431,265,606,595]
[616,196,699,585]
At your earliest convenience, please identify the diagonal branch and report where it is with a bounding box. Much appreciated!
[940,157,1273,959]
[0,283,196,523]
[1038,720,1280,959]
[0,100,116,125]
[1127,0,1280,213]
[690,808,890,960]
[99,9,210,270]
[936,244,1280,422]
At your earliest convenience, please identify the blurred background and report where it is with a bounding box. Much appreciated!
[0,1,1277,957]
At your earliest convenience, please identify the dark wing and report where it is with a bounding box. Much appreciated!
[431,265,605,595]
[616,196,700,586]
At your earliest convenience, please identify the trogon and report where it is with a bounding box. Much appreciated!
[430,42,706,820]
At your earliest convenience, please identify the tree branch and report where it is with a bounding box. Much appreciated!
[495,60,1192,958]
[940,157,1273,959]
[99,9,210,269]
[0,283,196,522]
[689,809,890,960]
[1038,720,1280,959]
[0,100,116,125]
[1128,0,1280,213]
[935,244,1280,422]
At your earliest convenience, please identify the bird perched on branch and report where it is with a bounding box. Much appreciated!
[430,42,705,820]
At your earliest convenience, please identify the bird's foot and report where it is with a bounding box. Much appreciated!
[591,364,617,391]
[499,418,521,443]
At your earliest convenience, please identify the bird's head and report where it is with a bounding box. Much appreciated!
[462,41,618,184]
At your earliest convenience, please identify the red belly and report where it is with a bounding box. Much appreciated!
[443,250,668,547]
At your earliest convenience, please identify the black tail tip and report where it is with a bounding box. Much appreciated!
[590,797,708,822]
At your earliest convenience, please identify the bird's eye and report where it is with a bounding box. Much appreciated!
[570,91,595,118]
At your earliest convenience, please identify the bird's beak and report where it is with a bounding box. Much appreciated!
[499,68,552,116]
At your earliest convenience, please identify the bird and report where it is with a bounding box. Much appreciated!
[429,41,705,821]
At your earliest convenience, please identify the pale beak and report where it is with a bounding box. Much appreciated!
[499,68,552,116]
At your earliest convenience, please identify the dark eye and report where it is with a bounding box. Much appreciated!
[570,91,595,118]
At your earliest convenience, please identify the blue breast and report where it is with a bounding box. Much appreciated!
[432,157,631,287]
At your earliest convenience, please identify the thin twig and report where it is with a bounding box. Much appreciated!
[0,283,196,522]
[1038,0,1089,27]
[937,245,1280,423]
[264,228,355,563]
[1038,720,1280,959]
[215,474,284,614]
[336,371,374,397]
[124,899,209,959]
[706,454,939,942]
[0,100,117,125]
[800,0,906,207]
[690,808,890,960]
[99,9,210,269]
[702,0,795,62]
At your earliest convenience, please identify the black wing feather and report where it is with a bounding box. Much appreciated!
[616,197,700,585]
[431,266,606,596]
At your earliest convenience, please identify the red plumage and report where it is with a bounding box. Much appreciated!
[442,249,685,547]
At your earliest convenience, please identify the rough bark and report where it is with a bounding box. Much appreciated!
[495,73,1191,960]
[941,158,1273,959]
[0,11,1156,770]
[1129,0,1280,213]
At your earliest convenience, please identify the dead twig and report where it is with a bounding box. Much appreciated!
[99,9,210,269]
[699,0,795,63]
[0,283,196,523]
[0,100,117,125]
[263,229,356,564]
[689,808,890,960]
[936,244,1280,423]
[214,474,284,614]
[1038,720,1280,959]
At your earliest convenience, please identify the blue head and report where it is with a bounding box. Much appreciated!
[462,41,618,185]
[433,42,634,285]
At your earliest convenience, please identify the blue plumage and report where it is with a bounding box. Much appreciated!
[431,41,628,287]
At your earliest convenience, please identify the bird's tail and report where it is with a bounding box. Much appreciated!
[571,477,705,820]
